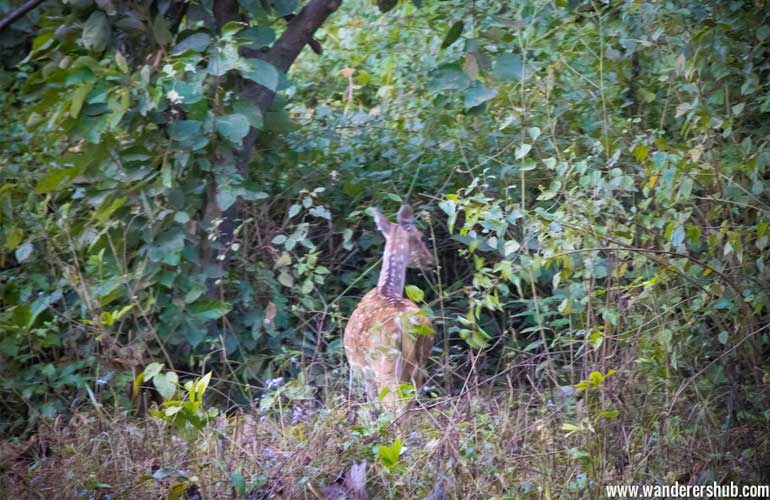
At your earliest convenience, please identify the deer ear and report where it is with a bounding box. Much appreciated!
[371,208,393,236]
[397,205,415,227]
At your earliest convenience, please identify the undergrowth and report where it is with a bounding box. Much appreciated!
[2,368,767,499]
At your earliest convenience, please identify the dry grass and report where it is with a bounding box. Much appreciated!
[2,378,767,500]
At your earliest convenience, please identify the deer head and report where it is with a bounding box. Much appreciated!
[372,205,433,268]
[372,205,433,298]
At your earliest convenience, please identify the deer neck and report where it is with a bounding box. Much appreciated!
[377,234,408,298]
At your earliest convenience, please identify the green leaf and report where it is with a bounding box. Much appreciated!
[239,27,276,49]
[82,11,111,52]
[405,285,425,303]
[278,271,294,287]
[598,409,620,419]
[132,372,145,399]
[143,362,164,382]
[273,0,299,16]
[152,15,173,46]
[515,143,532,159]
[5,227,23,250]
[377,0,398,13]
[216,183,238,211]
[216,113,251,144]
[670,227,685,247]
[193,372,212,402]
[15,242,33,263]
[190,299,231,320]
[168,120,207,149]
[231,471,246,498]
[70,83,93,118]
[427,64,470,92]
[589,329,603,349]
[492,53,523,81]
[171,33,211,55]
[758,25,770,41]
[241,58,280,91]
[169,120,202,141]
[115,50,129,72]
[152,371,178,400]
[718,331,729,345]
[378,438,403,469]
[441,21,464,49]
[233,99,263,129]
[463,84,498,109]
[207,44,240,76]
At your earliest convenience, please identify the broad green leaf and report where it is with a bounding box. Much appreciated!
[115,50,129,72]
[216,183,238,211]
[463,84,497,109]
[94,197,126,224]
[189,299,231,320]
[239,26,276,49]
[377,0,398,13]
[168,120,207,149]
[153,371,178,400]
[168,120,202,141]
[171,33,211,55]
[152,15,173,46]
[231,472,246,498]
[378,438,403,468]
[12,305,31,328]
[441,21,464,49]
[405,285,425,303]
[670,227,685,247]
[527,127,541,140]
[278,271,294,287]
[207,44,240,76]
[193,372,213,402]
[15,242,33,263]
[143,362,164,381]
[216,113,250,144]
[233,99,264,129]
[427,64,470,92]
[515,143,532,159]
[492,53,523,81]
[70,83,93,118]
[273,0,299,16]
[5,227,23,250]
[241,58,279,91]
[82,11,111,52]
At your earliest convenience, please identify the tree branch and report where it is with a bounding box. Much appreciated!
[203,0,343,308]
[0,0,46,32]
[242,0,342,110]
[263,0,341,73]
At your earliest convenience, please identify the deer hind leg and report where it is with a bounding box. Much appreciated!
[369,350,405,410]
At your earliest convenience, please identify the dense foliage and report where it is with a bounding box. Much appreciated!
[1,0,769,497]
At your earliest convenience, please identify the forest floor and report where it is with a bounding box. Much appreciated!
[1,382,765,499]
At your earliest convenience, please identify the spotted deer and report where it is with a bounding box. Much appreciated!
[343,205,434,409]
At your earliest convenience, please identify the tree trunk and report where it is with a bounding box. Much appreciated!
[203,0,343,331]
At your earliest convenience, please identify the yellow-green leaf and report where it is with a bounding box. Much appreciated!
[405,285,424,303]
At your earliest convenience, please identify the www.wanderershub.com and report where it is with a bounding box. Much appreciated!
[605,482,770,498]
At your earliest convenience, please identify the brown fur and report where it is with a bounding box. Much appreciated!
[343,205,434,409]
